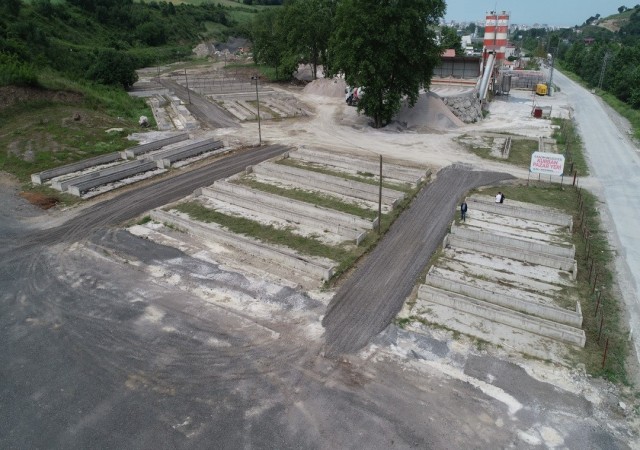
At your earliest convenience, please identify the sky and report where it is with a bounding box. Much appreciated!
[444,0,620,27]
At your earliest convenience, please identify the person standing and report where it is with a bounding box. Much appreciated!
[495,192,502,203]
[460,201,468,222]
[500,192,505,204]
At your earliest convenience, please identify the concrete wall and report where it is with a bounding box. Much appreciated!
[418,285,585,347]
[31,152,123,184]
[451,224,575,259]
[251,162,405,207]
[290,147,428,185]
[447,234,576,273]
[150,209,335,280]
[425,272,583,327]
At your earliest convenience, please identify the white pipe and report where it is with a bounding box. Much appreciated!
[479,53,496,100]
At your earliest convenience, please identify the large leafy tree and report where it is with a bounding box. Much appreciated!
[282,0,336,79]
[327,0,446,128]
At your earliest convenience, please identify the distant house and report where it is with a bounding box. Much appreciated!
[442,49,456,58]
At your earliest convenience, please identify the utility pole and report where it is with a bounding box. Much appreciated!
[378,155,382,235]
[251,75,262,145]
[598,51,611,90]
[547,47,556,97]
[184,68,191,104]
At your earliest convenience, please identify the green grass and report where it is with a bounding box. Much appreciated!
[234,177,378,219]
[460,124,588,177]
[551,118,589,176]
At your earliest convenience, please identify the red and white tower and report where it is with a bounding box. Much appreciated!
[483,11,509,62]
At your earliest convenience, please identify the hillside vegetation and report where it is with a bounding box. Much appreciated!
[0,0,275,189]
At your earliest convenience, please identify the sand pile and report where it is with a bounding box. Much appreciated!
[394,91,465,131]
[302,78,347,98]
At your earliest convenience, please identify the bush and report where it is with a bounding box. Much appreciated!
[0,52,39,87]
[85,49,138,90]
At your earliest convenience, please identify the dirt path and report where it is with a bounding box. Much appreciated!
[322,164,514,355]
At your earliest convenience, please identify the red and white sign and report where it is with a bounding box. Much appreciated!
[530,152,565,176]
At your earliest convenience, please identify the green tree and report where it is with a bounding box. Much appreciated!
[440,25,463,55]
[328,0,445,128]
[251,8,295,79]
[281,0,336,79]
[85,49,138,90]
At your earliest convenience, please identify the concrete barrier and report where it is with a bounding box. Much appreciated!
[150,209,335,280]
[466,195,573,230]
[198,186,367,244]
[123,133,190,159]
[451,224,575,259]
[31,152,123,184]
[424,272,583,327]
[207,181,376,230]
[447,234,575,272]
[155,139,224,168]
[418,285,585,347]
[289,147,428,185]
[252,162,405,207]
[67,160,160,196]
[52,159,155,192]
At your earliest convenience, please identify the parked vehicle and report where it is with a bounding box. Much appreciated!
[345,86,365,106]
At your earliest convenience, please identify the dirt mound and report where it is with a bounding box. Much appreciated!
[394,91,465,131]
[302,78,347,98]
[20,191,59,209]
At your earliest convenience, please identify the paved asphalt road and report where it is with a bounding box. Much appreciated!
[553,70,640,363]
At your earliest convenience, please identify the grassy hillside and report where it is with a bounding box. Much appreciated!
[0,0,279,198]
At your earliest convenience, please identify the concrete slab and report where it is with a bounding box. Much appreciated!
[462,209,568,243]
[417,285,585,347]
[151,209,336,281]
[251,161,405,207]
[198,186,367,244]
[441,248,574,288]
[289,147,428,186]
[450,224,575,259]
[206,180,376,231]
[446,234,575,273]
[466,195,573,229]
[425,269,582,327]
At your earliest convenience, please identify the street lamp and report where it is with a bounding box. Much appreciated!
[251,75,262,146]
